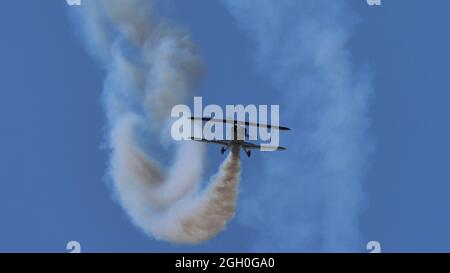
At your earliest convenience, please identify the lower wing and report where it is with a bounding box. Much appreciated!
[189,138,287,151]
[189,137,232,146]
[241,141,287,151]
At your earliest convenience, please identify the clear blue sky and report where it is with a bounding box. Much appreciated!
[0,0,449,252]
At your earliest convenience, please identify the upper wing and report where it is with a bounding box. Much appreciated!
[189,137,231,146]
[241,141,287,151]
[189,116,291,131]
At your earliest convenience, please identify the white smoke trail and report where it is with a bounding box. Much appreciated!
[223,0,373,251]
[111,115,241,243]
[76,0,240,244]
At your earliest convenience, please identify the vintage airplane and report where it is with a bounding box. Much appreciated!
[188,116,290,157]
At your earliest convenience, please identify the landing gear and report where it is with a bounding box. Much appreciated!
[246,150,251,157]
[221,146,226,154]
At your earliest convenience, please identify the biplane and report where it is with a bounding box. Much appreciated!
[188,116,290,157]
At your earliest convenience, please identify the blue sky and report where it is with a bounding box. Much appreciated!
[0,0,449,252]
